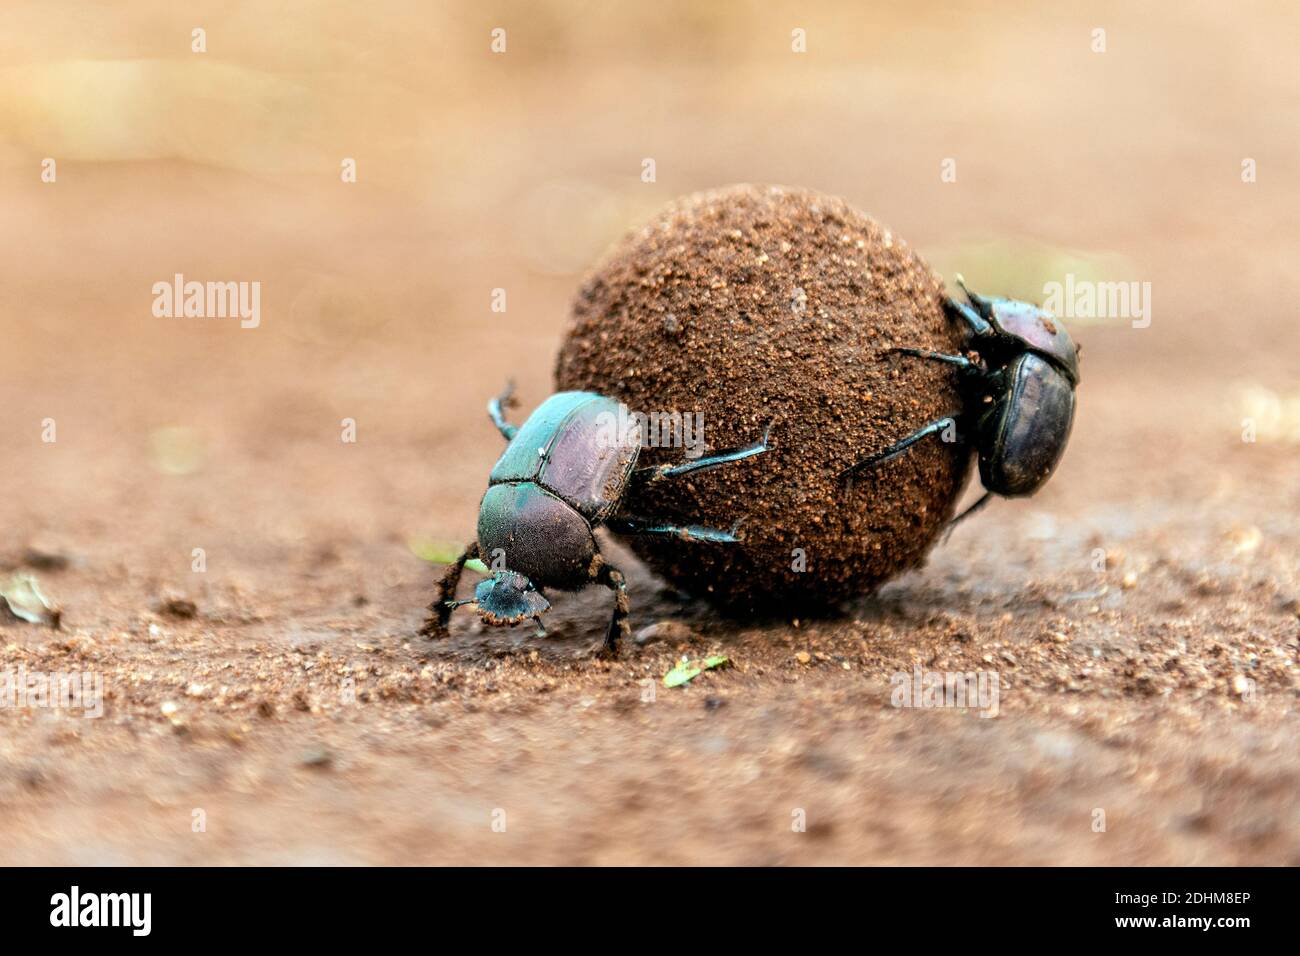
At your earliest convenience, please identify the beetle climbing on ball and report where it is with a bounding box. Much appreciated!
[843,276,1080,531]
[422,384,772,654]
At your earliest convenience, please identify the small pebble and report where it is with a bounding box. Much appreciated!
[634,621,695,646]
[158,595,198,619]
[301,748,333,768]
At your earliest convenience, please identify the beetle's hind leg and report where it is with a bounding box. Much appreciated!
[420,541,480,639]
[942,490,994,542]
[841,417,960,480]
[607,515,743,544]
[633,422,772,483]
[889,347,979,371]
[592,561,630,657]
[487,381,519,441]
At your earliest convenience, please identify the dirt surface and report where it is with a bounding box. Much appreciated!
[557,184,965,609]
[1,1,1298,865]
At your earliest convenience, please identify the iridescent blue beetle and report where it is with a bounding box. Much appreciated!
[422,385,771,654]
[844,277,1080,529]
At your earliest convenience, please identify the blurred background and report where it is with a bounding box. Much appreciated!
[3,0,1296,555]
[0,1,1296,864]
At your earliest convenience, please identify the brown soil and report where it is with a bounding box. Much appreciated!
[0,1,1297,866]
[556,184,966,610]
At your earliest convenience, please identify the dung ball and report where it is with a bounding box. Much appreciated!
[555,184,968,612]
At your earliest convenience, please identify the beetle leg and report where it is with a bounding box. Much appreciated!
[487,381,519,441]
[420,541,480,638]
[955,274,996,317]
[594,562,629,657]
[944,297,996,338]
[633,421,772,482]
[942,490,994,541]
[945,276,996,338]
[889,346,979,371]
[607,515,743,543]
[841,416,960,480]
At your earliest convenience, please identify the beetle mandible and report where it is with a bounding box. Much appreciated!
[843,276,1080,530]
[422,385,772,654]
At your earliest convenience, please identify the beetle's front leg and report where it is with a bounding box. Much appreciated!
[944,297,994,339]
[420,541,480,638]
[593,561,629,657]
[945,274,998,339]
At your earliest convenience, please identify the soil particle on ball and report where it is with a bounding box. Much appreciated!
[555,184,968,612]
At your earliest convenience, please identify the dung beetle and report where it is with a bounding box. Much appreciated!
[422,385,771,654]
[843,276,1079,530]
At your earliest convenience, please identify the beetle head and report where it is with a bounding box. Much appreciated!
[473,571,551,628]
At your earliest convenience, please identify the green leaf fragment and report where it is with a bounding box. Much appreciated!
[407,536,487,572]
[663,659,701,687]
[663,654,730,687]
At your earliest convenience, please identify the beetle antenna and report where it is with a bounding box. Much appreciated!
[443,598,477,609]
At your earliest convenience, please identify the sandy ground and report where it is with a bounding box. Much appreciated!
[0,1,1297,864]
